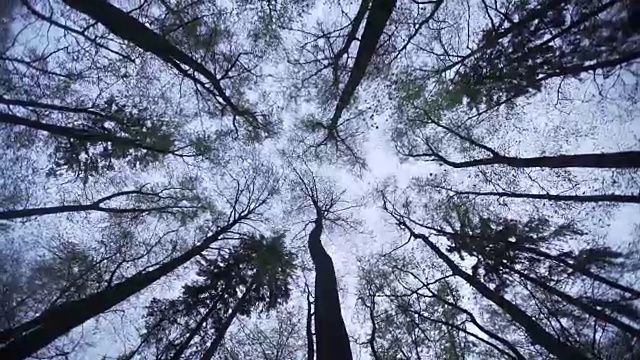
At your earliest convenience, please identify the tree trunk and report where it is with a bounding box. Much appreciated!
[308,217,353,360]
[168,302,219,360]
[0,112,168,154]
[433,151,640,169]
[200,278,257,360]
[519,245,640,298]
[329,0,397,126]
[446,189,640,204]
[61,0,246,120]
[508,266,640,337]
[0,220,241,360]
[410,231,590,360]
[0,204,183,220]
[306,287,315,360]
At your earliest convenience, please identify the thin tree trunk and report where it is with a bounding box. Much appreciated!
[0,219,242,360]
[168,302,219,360]
[519,246,640,298]
[429,288,527,360]
[306,286,315,360]
[0,95,112,119]
[0,189,201,220]
[333,0,371,62]
[0,204,189,220]
[508,266,640,337]
[408,231,590,360]
[200,278,257,360]
[308,216,353,360]
[364,294,381,360]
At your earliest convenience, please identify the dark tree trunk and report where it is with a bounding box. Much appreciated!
[306,288,315,360]
[364,295,381,360]
[518,245,640,298]
[0,189,199,220]
[430,289,527,360]
[0,204,181,220]
[446,189,640,204]
[329,0,397,126]
[0,112,168,154]
[431,151,640,169]
[61,0,247,120]
[308,217,353,360]
[167,302,218,360]
[409,231,590,360]
[0,96,112,119]
[508,266,640,337]
[333,0,371,63]
[199,278,257,360]
[0,220,241,360]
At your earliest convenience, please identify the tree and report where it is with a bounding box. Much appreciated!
[380,187,640,359]
[290,166,356,360]
[357,252,526,360]
[125,233,295,360]
[0,182,205,220]
[60,0,271,139]
[430,0,639,110]
[417,181,640,204]
[286,0,420,170]
[0,162,279,360]
[393,101,640,169]
[217,308,307,360]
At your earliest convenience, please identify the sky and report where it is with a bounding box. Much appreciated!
[1,0,639,359]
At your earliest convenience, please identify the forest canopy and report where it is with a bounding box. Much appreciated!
[0,0,639,359]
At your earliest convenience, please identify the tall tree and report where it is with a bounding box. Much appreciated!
[357,252,527,360]
[0,163,279,360]
[60,0,271,137]
[291,167,355,360]
[394,103,640,169]
[0,182,205,220]
[380,190,592,360]
[128,233,295,360]
[380,188,640,359]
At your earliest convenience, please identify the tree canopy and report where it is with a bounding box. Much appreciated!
[0,0,638,359]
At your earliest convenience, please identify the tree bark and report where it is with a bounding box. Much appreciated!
[408,231,590,360]
[308,216,353,360]
[0,219,242,360]
[0,204,190,220]
[199,278,257,360]
[0,96,112,119]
